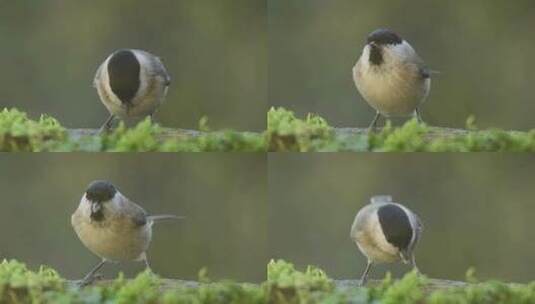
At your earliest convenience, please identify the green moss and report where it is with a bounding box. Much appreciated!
[161,267,267,303]
[165,130,267,152]
[162,282,266,304]
[369,272,425,304]
[3,259,535,303]
[264,260,535,304]
[0,260,267,304]
[0,108,266,152]
[6,105,535,152]
[267,107,535,152]
[0,108,67,152]
[267,107,336,152]
[428,281,535,304]
[0,260,65,303]
[8,105,535,152]
[267,259,335,303]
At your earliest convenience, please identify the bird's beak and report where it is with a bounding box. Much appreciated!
[91,201,102,214]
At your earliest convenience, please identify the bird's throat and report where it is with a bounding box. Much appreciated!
[369,44,384,66]
[90,202,104,222]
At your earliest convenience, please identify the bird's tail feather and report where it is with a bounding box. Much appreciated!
[148,215,185,223]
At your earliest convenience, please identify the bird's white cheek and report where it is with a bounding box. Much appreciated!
[107,194,124,212]
[356,213,400,263]
[78,198,93,218]
[359,46,371,70]
[97,63,124,113]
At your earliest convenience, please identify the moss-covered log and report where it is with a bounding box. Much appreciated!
[0,108,265,152]
[333,278,468,291]
[2,259,535,303]
[267,107,535,152]
[333,127,469,138]
[70,277,467,292]
[4,106,535,152]
[67,128,205,140]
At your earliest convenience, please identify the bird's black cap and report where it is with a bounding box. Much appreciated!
[107,49,141,104]
[85,180,117,202]
[367,29,403,46]
[377,204,413,250]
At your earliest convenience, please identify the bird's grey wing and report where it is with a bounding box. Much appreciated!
[397,210,423,263]
[410,213,423,249]
[131,209,148,227]
[120,197,149,227]
[406,52,431,80]
[151,56,171,86]
[415,59,431,79]
[132,49,171,86]
[419,66,431,79]
[416,213,424,231]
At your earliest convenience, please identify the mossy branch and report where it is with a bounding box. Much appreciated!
[333,126,469,138]
[4,107,535,152]
[333,278,468,291]
[65,277,467,292]
[67,128,205,140]
[267,107,535,152]
[0,108,265,152]
[3,259,534,303]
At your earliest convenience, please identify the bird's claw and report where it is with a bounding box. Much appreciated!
[77,273,104,287]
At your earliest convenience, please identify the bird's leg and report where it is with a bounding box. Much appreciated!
[368,112,381,132]
[149,113,158,125]
[142,254,153,273]
[414,108,424,124]
[359,261,373,287]
[79,260,107,287]
[99,114,116,134]
[411,255,420,275]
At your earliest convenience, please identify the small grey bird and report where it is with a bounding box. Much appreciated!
[353,29,432,130]
[94,49,171,132]
[71,180,182,286]
[350,195,423,286]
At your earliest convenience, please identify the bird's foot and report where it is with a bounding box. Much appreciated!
[77,273,104,287]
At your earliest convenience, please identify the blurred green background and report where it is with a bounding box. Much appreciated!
[268,1,535,130]
[0,154,267,282]
[0,0,266,131]
[268,154,535,283]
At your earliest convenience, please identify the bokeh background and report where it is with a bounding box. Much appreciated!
[0,0,266,131]
[268,154,535,283]
[0,154,267,282]
[269,0,535,130]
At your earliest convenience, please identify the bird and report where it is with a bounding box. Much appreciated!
[350,195,423,286]
[71,180,182,286]
[93,49,171,132]
[353,29,432,131]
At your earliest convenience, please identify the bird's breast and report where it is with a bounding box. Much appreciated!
[353,59,430,117]
[72,213,152,262]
